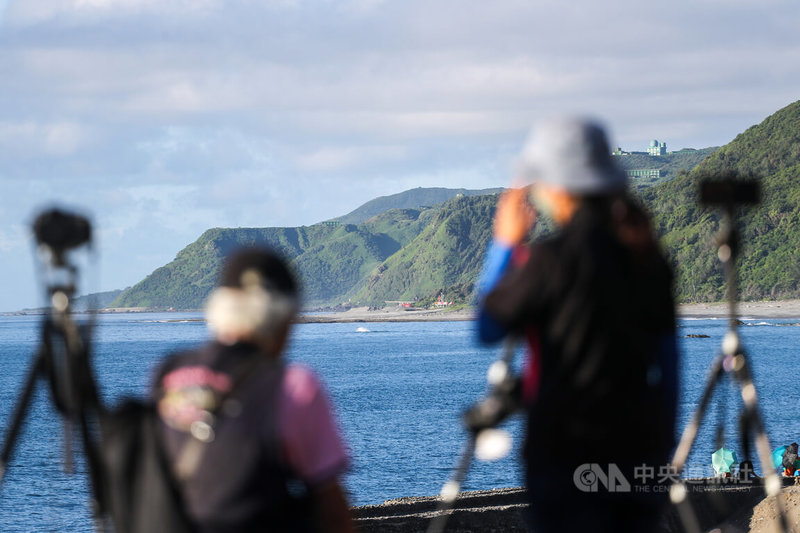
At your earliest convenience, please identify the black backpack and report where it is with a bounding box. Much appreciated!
[100,400,194,533]
[99,353,268,533]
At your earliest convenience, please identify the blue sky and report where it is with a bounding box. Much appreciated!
[1,0,798,311]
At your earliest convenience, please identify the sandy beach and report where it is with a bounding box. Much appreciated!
[299,300,800,323]
[299,306,475,323]
[678,299,800,319]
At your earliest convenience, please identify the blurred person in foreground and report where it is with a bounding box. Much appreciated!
[477,117,678,533]
[153,247,354,532]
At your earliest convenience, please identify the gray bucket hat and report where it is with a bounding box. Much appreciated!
[517,117,627,195]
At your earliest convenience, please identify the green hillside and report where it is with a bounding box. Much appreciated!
[112,224,393,308]
[113,187,514,309]
[642,99,800,301]
[332,187,503,224]
[74,289,123,310]
[111,193,505,309]
[112,204,445,309]
[113,227,312,308]
[352,194,499,305]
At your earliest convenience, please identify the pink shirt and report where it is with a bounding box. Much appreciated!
[158,357,349,488]
[278,364,349,485]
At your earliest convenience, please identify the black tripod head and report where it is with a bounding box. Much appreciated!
[33,209,93,311]
[34,209,92,267]
[700,174,759,261]
[700,176,760,210]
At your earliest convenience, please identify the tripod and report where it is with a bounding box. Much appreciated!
[0,210,107,530]
[669,178,791,533]
[426,338,520,533]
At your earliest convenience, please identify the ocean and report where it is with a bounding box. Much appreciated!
[0,313,799,531]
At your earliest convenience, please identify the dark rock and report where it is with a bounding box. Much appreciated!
[354,488,529,532]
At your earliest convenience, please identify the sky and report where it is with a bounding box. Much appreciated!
[1,0,798,311]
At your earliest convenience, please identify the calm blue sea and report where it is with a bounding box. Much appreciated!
[0,313,799,531]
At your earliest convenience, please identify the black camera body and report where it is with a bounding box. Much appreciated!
[699,174,760,207]
[33,209,92,266]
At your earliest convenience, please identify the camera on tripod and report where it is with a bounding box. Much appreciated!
[1,207,100,498]
[669,172,795,533]
[699,173,760,208]
[697,173,761,266]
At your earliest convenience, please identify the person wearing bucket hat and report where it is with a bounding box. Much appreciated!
[476,117,678,532]
[516,116,628,194]
[152,247,354,532]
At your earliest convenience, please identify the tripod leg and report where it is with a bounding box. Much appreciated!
[734,355,792,533]
[426,438,476,533]
[0,352,45,487]
[56,312,110,526]
[672,355,725,471]
[669,355,725,533]
[670,482,702,533]
[426,339,517,533]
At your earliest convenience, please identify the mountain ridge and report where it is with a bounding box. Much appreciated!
[331,187,504,225]
[112,189,491,308]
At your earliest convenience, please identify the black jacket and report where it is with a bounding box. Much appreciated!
[483,197,677,466]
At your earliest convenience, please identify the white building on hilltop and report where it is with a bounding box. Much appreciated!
[647,139,667,156]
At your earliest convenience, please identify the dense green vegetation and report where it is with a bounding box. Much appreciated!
[113,100,800,309]
[112,195,504,309]
[113,223,402,308]
[641,100,800,301]
[352,194,498,305]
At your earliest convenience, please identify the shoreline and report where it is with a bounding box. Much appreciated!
[7,300,800,321]
[297,306,474,323]
[678,300,800,319]
[299,300,800,323]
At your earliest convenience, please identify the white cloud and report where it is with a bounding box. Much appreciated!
[0,120,93,157]
[295,145,408,171]
[338,0,386,16]
[43,122,90,155]
[5,0,220,24]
